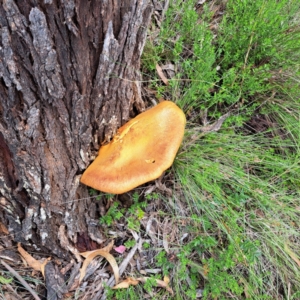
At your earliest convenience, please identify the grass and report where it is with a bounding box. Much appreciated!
[104,0,300,298]
[175,132,300,298]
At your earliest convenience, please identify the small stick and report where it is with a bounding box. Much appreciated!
[0,259,41,300]
[118,239,140,276]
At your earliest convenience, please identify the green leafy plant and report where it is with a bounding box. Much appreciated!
[125,192,147,231]
[0,275,13,284]
[124,239,136,248]
[99,202,124,226]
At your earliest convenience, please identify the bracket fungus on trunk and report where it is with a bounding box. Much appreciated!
[80,101,186,194]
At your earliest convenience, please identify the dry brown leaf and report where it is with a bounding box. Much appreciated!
[156,64,169,85]
[79,242,119,283]
[284,243,300,267]
[41,258,51,278]
[155,278,173,295]
[113,277,140,289]
[80,240,114,258]
[113,276,173,295]
[137,277,174,295]
[99,240,114,253]
[17,243,42,272]
[0,221,9,234]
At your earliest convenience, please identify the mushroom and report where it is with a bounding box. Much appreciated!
[80,101,186,194]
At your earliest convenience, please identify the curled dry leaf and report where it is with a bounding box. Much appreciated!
[139,277,174,295]
[17,243,42,272]
[0,221,9,234]
[113,277,139,289]
[113,276,174,295]
[80,240,114,258]
[40,258,51,278]
[79,241,119,283]
[156,64,169,85]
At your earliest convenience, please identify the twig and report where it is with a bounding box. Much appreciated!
[0,259,41,300]
[118,238,140,275]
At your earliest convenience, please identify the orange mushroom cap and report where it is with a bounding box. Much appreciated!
[80,101,186,194]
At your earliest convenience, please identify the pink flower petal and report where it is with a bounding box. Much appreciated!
[114,245,126,254]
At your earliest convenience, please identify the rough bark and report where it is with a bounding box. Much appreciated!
[0,0,152,259]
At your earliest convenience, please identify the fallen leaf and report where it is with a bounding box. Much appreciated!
[114,245,126,254]
[284,243,300,267]
[156,64,169,85]
[17,243,42,272]
[156,279,174,295]
[137,277,174,295]
[113,276,173,295]
[79,241,119,283]
[80,240,114,258]
[113,277,139,289]
[0,221,9,235]
[41,258,51,278]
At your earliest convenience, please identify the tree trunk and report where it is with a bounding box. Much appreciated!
[0,0,152,259]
